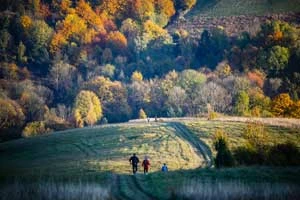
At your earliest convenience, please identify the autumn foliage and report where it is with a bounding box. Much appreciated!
[271,93,293,117]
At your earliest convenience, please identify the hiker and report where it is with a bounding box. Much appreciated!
[129,153,139,174]
[142,156,150,175]
[161,163,168,172]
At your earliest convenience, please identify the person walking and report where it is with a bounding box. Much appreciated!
[129,153,139,174]
[142,156,150,175]
[161,163,168,172]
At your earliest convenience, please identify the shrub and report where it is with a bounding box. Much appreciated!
[243,122,269,149]
[139,108,147,119]
[22,121,52,137]
[208,111,217,120]
[234,122,270,165]
[214,129,234,168]
[233,144,266,165]
[100,117,108,124]
[267,142,300,166]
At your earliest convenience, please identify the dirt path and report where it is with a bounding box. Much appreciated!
[114,174,157,200]
[170,122,213,168]
[113,122,213,200]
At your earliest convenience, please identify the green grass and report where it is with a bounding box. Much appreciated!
[0,123,202,182]
[187,0,300,17]
[184,120,300,154]
[128,167,300,199]
[1,120,300,199]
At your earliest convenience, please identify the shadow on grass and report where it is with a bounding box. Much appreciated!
[2,167,300,200]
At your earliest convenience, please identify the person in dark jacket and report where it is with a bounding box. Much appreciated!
[129,153,139,174]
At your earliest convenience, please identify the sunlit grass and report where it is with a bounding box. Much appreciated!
[1,120,300,199]
[0,123,202,181]
[184,120,300,155]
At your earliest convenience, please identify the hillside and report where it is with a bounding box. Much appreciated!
[1,0,300,142]
[187,0,300,17]
[1,119,300,199]
[0,122,204,180]
[168,0,300,37]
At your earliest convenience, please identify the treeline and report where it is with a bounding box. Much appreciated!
[0,0,300,140]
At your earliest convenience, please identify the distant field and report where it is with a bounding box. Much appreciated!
[184,120,300,154]
[187,0,300,17]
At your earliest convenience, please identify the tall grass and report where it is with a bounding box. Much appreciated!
[174,180,300,200]
[0,182,111,200]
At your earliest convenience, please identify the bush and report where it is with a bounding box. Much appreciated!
[139,108,147,119]
[233,144,266,165]
[234,141,300,166]
[267,142,300,166]
[214,130,234,168]
[208,111,217,120]
[100,117,108,124]
[22,121,52,137]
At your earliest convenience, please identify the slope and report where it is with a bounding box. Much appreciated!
[0,123,203,181]
[187,0,300,18]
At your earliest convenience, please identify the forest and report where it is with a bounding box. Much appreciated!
[1,0,300,141]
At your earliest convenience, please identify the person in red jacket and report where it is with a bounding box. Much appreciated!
[142,156,150,175]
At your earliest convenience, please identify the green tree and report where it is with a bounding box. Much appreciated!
[267,45,290,74]
[234,90,249,116]
[0,30,10,55]
[214,129,234,168]
[178,69,206,92]
[29,20,53,58]
[73,90,103,127]
[101,64,115,78]
[17,41,27,63]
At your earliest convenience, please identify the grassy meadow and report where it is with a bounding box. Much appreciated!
[1,119,300,199]
[0,123,202,181]
[187,0,300,17]
[184,120,300,154]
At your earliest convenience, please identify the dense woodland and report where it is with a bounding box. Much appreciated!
[0,0,300,141]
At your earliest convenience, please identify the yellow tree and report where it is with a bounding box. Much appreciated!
[131,71,143,82]
[76,0,106,34]
[139,108,147,119]
[106,31,128,53]
[50,13,87,53]
[0,98,25,130]
[289,101,300,118]
[83,76,131,122]
[131,0,155,21]
[20,15,32,30]
[271,93,293,117]
[155,0,175,18]
[73,90,102,127]
[100,0,127,19]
